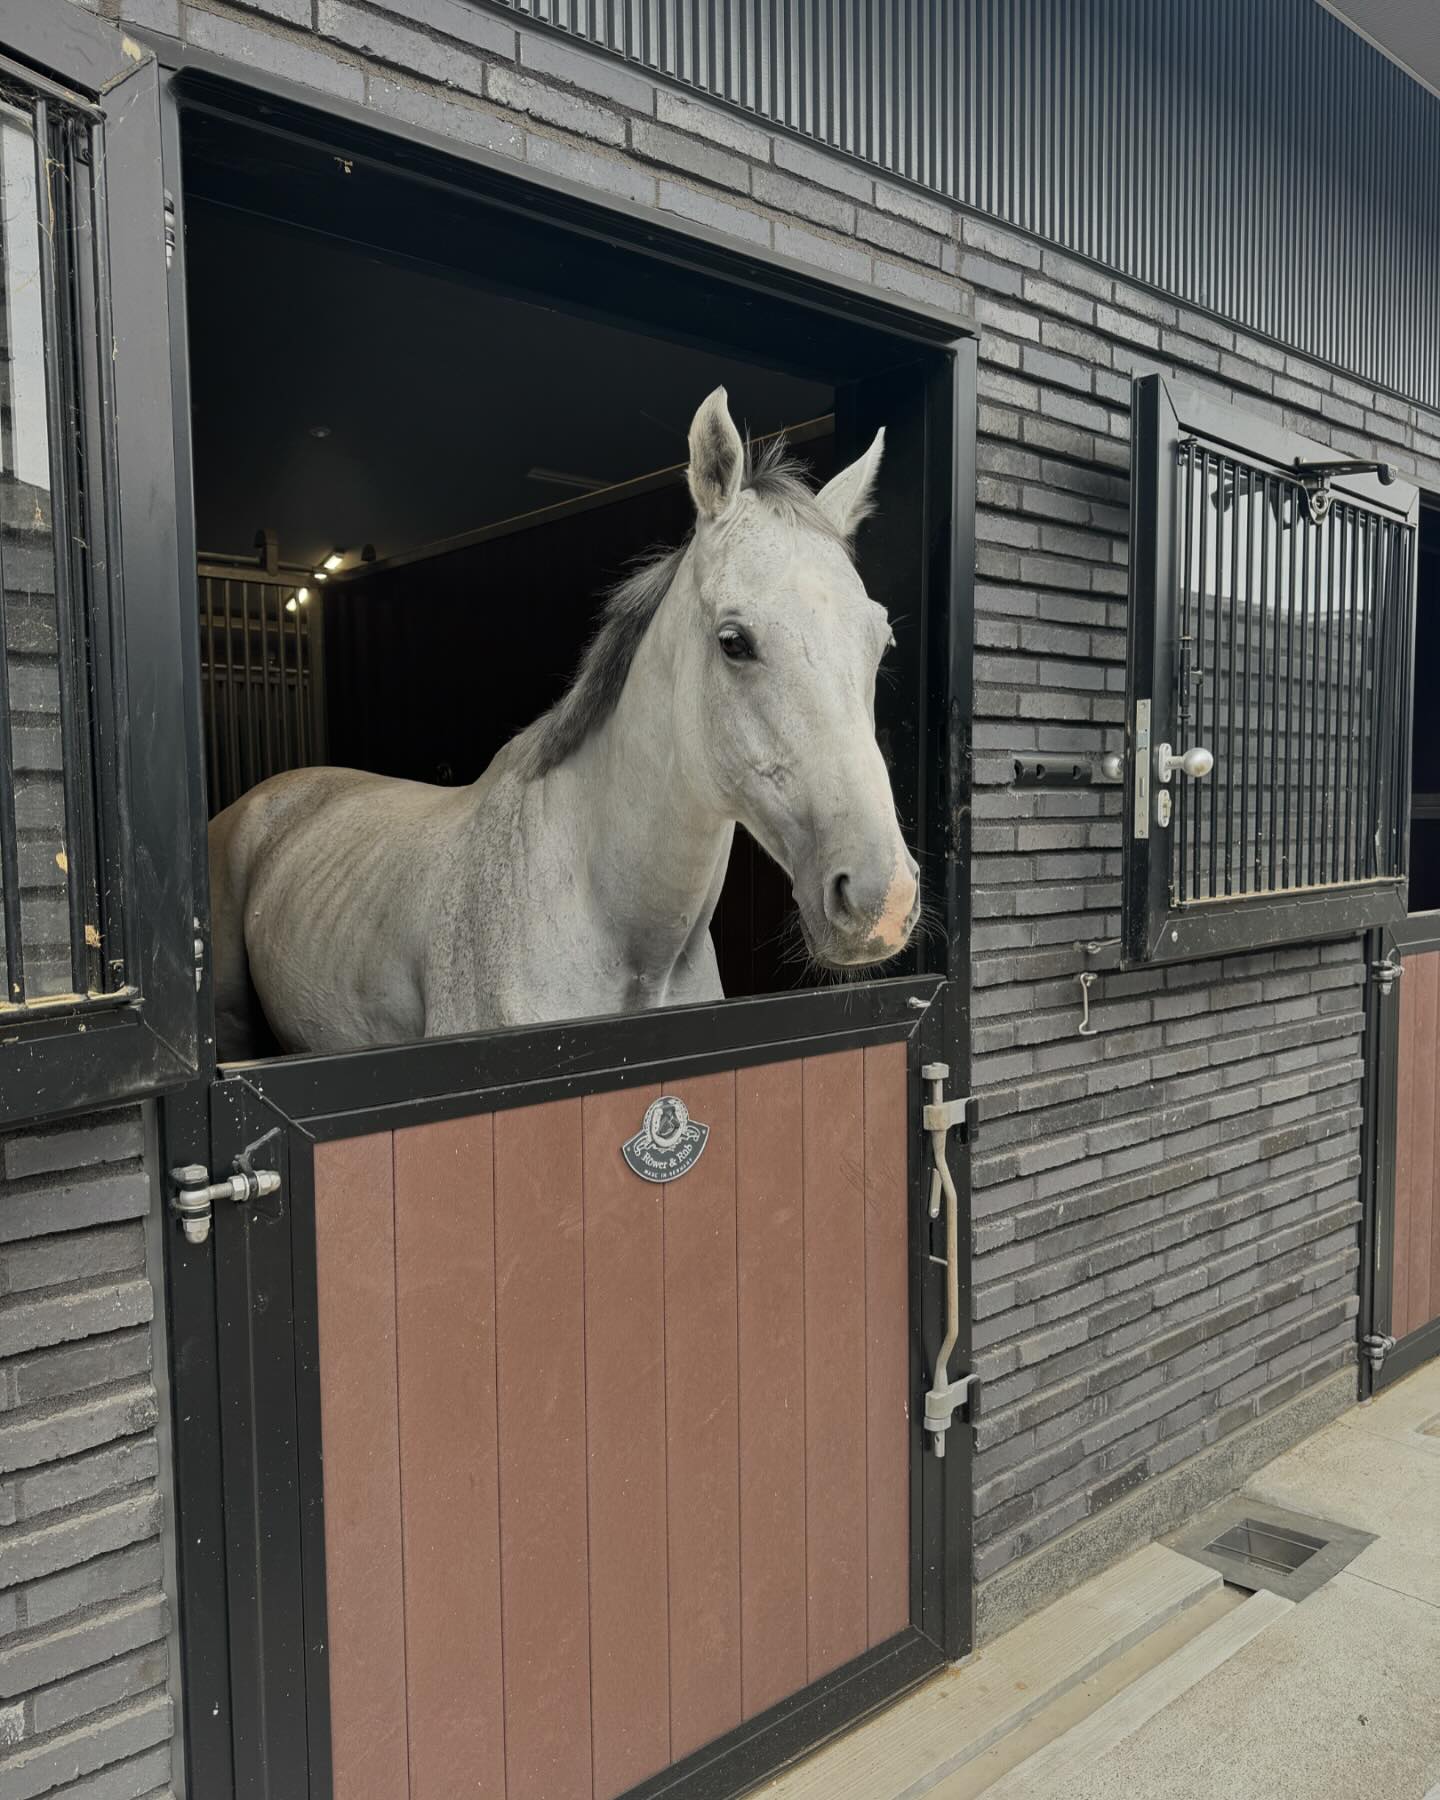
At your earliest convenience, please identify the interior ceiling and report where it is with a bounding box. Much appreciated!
[185,202,831,570]
[1321,0,1440,98]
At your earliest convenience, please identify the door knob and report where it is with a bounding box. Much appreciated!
[1156,743,1214,782]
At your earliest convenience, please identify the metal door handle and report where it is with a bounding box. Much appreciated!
[920,1063,974,1457]
[1156,743,1214,782]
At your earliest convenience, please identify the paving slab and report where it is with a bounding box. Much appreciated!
[1004,1359,1440,1800]
[977,1590,1292,1800]
[1038,1570,1440,1800]
[1243,1413,1439,1562]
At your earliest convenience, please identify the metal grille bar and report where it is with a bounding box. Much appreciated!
[1172,442,1413,908]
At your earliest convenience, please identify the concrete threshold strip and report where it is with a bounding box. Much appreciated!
[761,1543,1290,1800]
[974,1588,1289,1799]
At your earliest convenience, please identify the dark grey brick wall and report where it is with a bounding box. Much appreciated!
[957,228,1439,1587]
[0,1111,174,1800]
[52,0,1440,1652]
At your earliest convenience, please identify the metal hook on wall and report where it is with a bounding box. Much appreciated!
[1077,970,1098,1037]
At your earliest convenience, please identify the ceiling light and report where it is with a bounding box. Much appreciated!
[309,425,332,439]
[322,551,344,572]
[286,587,311,614]
[312,569,328,582]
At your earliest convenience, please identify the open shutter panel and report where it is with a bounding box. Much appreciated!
[1122,374,1419,965]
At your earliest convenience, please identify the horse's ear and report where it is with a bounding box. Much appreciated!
[816,428,885,537]
[687,387,745,521]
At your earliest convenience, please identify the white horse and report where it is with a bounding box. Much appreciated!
[208,389,920,1058]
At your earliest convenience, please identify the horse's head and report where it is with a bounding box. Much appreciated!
[679,388,919,969]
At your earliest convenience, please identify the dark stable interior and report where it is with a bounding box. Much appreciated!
[1408,503,1440,913]
[180,104,931,1014]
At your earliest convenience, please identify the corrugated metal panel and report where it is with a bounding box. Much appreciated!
[499,0,1440,409]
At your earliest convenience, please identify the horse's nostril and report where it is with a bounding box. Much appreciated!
[826,871,855,926]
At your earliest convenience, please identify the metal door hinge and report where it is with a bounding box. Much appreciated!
[1371,952,1402,994]
[921,1062,976,1457]
[1293,456,1396,525]
[1362,1332,1396,1371]
[170,1160,280,1245]
[163,191,176,270]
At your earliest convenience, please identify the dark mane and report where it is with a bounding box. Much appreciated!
[516,438,848,779]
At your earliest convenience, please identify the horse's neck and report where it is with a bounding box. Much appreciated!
[528,581,732,987]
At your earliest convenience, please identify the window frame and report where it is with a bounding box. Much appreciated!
[2,5,201,1125]
[1123,372,1419,966]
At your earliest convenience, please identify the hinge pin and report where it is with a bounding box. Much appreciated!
[1361,1332,1396,1371]
[1370,953,1403,994]
[169,1162,281,1246]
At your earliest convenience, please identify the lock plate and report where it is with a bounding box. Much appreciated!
[1133,700,1151,840]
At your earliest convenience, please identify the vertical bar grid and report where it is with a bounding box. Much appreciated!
[0,85,137,1016]
[1191,449,1210,898]
[1268,476,1282,892]
[1255,474,1269,893]
[1175,440,1194,904]
[0,552,26,1006]
[1175,445,1411,908]
[1343,509,1359,882]
[196,566,322,815]
[33,101,95,997]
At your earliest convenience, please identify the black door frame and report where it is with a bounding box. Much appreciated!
[153,49,978,1800]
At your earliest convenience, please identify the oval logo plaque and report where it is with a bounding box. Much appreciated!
[623,1095,709,1183]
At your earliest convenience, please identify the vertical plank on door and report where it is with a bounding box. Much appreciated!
[393,1117,505,1800]
[314,1133,410,1800]
[1393,954,1424,1340]
[863,1043,911,1646]
[494,1099,593,1800]
[582,1087,671,1800]
[735,1059,808,1718]
[664,1070,743,1759]
[803,1050,869,1680]
[1411,953,1439,1333]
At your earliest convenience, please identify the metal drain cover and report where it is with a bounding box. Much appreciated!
[1205,1518,1324,1575]
[1165,1499,1374,1601]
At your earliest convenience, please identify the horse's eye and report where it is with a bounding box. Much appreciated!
[718,626,755,662]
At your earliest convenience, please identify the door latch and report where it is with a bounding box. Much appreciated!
[921,1062,976,1457]
[170,1160,281,1245]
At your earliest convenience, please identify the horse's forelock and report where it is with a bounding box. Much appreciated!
[517,438,852,780]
